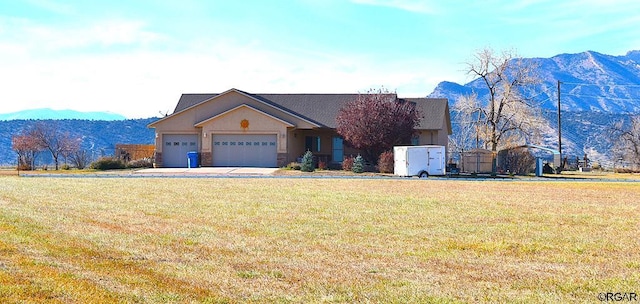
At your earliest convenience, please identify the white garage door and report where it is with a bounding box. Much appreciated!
[212,134,277,167]
[163,134,198,167]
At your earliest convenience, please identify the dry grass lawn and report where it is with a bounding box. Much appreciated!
[0,177,638,303]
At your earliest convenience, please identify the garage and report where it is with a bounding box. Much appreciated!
[162,134,198,167]
[212,134,277,167]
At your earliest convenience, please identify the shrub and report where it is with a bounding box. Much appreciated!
[352,155,364,173]
[377,150,394,173]
[127,158,154,169]
[286,162,301,170]
[318,160,327,170]
[500,148,535,175]
[90,157,126,170]
[61,164,71,170]
[342,156,354,171]
[300,151,315,172]
[615,168,640,173]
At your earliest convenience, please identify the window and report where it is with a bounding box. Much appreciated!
[412,136,419,146]
[305,136,321,152]
[332,137,344,162]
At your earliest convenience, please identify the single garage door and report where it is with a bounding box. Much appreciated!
[163,134,198,167]
[212,134,277,167]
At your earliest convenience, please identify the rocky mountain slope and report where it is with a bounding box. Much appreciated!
[429,50,640,168]
[0,118,156,166]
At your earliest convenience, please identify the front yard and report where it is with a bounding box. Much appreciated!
[0,177,638,302]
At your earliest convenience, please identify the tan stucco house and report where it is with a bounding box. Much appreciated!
[149,88,451,168]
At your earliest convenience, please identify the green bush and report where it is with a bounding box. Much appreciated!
[90,157,126,170]
[300,151,315,172]
[285,162,301,170]
[61,164,71,170]
[352,155,364,173]
[377,150,394,173]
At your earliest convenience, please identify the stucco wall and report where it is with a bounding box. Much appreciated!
[198,106,291,154]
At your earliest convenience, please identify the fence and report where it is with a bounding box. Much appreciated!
[449,149,494,173]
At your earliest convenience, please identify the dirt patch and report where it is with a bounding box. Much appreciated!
[0,170,18,176]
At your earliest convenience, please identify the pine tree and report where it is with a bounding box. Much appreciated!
[352,154,364,173]
[300,150,315,172]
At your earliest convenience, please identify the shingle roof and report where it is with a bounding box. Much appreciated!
[172,90,449,130]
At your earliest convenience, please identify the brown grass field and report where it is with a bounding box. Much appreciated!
[0,176,638,303]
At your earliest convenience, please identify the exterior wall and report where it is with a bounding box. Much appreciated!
[154,152,163,167]
[286,129,340,164]
[201,152,212,166]
[198,106,292,167]
[150,91,318,165]
[149,90,452,168]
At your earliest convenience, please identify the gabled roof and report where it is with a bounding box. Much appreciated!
[402,98,451,133]
[194,104,294,127]
[168,90,450,130]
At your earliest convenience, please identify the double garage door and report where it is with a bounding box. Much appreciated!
[213,134,277,167]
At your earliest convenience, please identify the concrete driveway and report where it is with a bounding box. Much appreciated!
[133,167,279,176]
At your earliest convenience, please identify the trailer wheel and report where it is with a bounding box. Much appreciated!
[419,171,428,179]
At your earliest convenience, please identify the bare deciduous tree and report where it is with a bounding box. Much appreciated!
[70,149,91,169]
[449,94,483,168]
[31,122,82,170]
[458,48,545,173]
[611,115,640,170]
[12,130,44,170]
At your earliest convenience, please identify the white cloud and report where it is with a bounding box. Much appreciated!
[0,19,451,118]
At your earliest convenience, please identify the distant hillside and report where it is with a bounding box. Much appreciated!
[0,108,127,121]
[430,50,640,113]
[429,50,640,167]
[0,118,157,166]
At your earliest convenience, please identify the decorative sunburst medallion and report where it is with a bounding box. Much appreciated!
[240,119,249,129]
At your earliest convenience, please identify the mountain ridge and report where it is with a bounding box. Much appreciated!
[428,49,640,167]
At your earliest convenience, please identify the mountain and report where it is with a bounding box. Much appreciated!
[0,118,156,166]
[0,108,127,121]
[429,50,640,168]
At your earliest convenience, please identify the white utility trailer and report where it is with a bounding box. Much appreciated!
[394,145,446,178]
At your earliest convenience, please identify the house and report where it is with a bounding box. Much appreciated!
[148,88,451,168]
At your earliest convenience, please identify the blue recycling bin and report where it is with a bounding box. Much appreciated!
[187,151,198,168]
[535,157,543,177]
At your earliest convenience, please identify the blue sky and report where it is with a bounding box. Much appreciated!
[1,0,639,118]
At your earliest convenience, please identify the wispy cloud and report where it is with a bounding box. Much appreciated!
[0,16,446,117]
[24,0,76,15]
[350,0,440,14]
